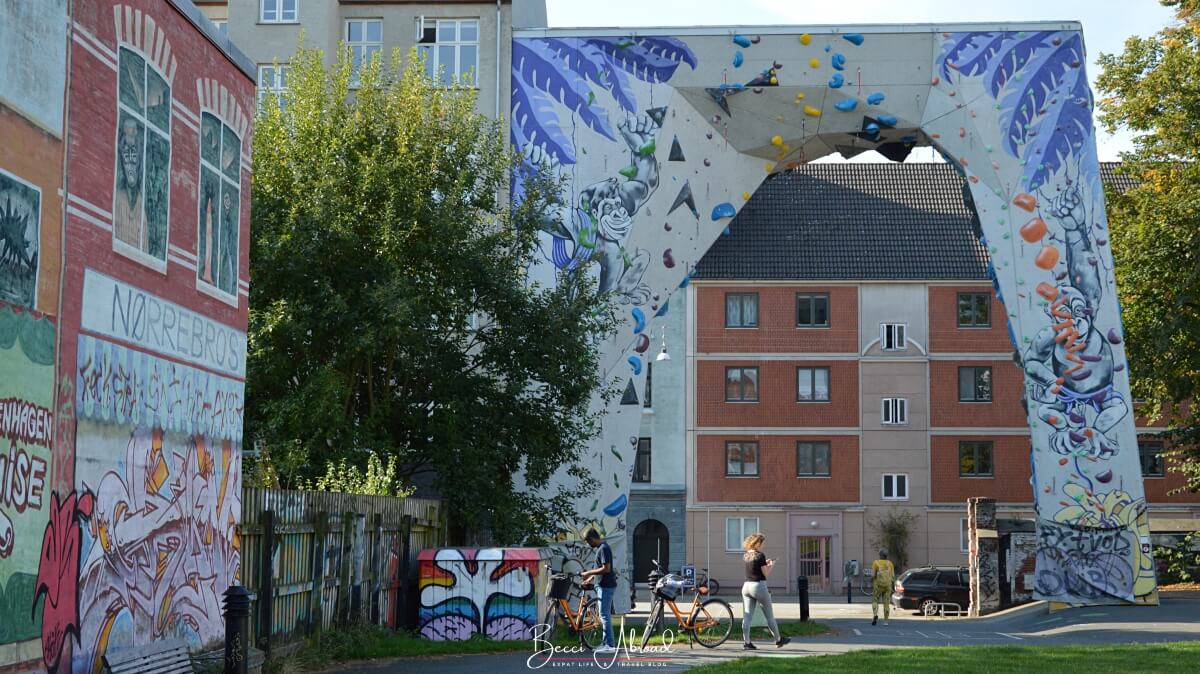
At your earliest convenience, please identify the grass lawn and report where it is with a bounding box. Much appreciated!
[688,643,1200,673]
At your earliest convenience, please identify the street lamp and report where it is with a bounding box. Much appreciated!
[655,325,670,361]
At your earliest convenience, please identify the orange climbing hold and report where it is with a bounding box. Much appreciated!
[959,127,966,138]
[1048,415,1060,425]
[968,175,979,184]
[1035,245,1060,270]
[1036,282,1059,301]
[959,157,969,166]
[1020,217,1048,243]
[1013,193,1038,212]
[931,75,940,85]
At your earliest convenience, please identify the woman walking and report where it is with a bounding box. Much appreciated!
[740,533,790,650]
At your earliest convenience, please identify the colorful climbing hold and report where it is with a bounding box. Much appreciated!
[804,105,821,117]
[829,73,844,88]
[794,92,806,102]
[663,248,675,268]
[800,33,812,45]
[877,114,897,126]
[1107,328,1122,344]
[958,127,966,138]
[931,75,940,85]
[809,57,821,69]
[1035,246,1060,270]
[865,122,880,135]
[831,53,846,70]
[634,334,650,353]
[771,135,783,146]
[664,222,672,231]
[711,202,736,220]
[1020,217,1048,243]
[742,191,751,200]
[824,44,831,52]
[1036,282,1058,301]
[843,33,864,45]
[834,99,857,111]
[632,307,646,334]
[1096,470,1113,483]
[733,34,751,47]
[733,51,744,67]
[764,163,773,173]
[628,355,642,375]
[867,92,885,105]
[603,493,628,517]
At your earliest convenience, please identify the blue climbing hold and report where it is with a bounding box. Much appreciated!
[877,114,898,126]
[828,73,844,88]
[834,99,857,111]
[628,355,642,375]
[831,53,846,70]
[603,493,629,517]
[632,307,646,334]
[678,273,691,289]
[711,202,736,220]
[824,44,831,52]
[732,51,744,68]
[723,225,731,236]
[843,33,865,45]
[732,34,751,47]
[899,134,916,143]
[865,122,879,135]
[867,92,885,105]
[655,300,669,317]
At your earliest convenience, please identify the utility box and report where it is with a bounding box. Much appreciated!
[417,548,552,640]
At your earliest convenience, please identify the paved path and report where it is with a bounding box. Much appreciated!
[328,594,1200,674]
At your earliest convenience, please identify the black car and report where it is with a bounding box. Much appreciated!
[891,566,969,614]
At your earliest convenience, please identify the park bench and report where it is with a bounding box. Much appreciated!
[102,639,192,674]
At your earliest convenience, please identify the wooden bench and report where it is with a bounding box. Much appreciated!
[103,639,192,674]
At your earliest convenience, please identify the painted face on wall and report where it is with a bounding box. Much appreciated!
[118,119,141,195]
[586,179,635,242]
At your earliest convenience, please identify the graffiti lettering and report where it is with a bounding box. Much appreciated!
[0,397,53,445]
[0,442,47,516]
[419,548,542,641]
[35,490,94,674]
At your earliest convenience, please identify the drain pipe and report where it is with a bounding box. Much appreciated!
[495,0,502,120]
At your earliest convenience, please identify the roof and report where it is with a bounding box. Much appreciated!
[168,0,256,81]
[693,161,1132,282]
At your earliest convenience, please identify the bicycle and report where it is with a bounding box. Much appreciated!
[693,567,721,596]
[639,559,733,649]
[543,570,606,649]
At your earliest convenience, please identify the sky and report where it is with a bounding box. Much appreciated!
[545,0,1178,162]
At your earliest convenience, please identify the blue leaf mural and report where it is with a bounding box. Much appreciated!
[950,33,1013,77]
[982,31,1054,97]
[1000,33,1085,156]
[538,37,637,114]
[939,31,993,81]
[636,36,699,70]
[1022,74,1096,190]
[512,39,617,143]
[586,38,684,84]
[511,75,577,165]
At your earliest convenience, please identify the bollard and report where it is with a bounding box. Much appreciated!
[847,578,852,604]
[223,585,251,674]
[797,576,809,622]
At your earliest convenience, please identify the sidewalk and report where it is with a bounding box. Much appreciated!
[624,591,881,622]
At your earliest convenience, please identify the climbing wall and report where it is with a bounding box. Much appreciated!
[512,24,1156,608]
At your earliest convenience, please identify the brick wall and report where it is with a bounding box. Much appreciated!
[928,286,1013,353]
[930,435,1032,503]
[1140,435,1200,503]
[696,359,859,427]
[696,434,859,502]
[929,360,1026,427]
[695,285,858,353]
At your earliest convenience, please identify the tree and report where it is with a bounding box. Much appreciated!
[248,46,615,543]
[869,509,917,571]
[1096,0,1200,492]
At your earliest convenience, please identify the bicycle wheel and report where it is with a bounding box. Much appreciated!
[542,603,560,642]
[639,598,661,649]
[579,600,606,650]
[691,599,733,648]
[705,578,720,596]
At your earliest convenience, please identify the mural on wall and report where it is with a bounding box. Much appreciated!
[0,0,68,135]
[0,169,41,309]
[198,111,241,297]
[418,548,543,641]
[513,23,1154,609]
[0,301,55,649]
[113,45,171,261]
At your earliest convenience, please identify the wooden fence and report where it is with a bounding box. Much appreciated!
[238,488,443,655]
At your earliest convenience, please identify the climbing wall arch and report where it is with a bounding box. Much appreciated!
[512,23,1155,609]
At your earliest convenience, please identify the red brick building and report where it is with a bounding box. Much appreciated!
[681,163,1200,593]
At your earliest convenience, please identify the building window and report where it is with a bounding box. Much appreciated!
[197,113,241,297]
[634,438,652,483]
[797,367,830,402]
[797,441,831,477]
[260,0,297,23]
[417,18,479,86]
[960,518,969,553]
[725,367,759,402]
[346,19,383,85]
[880,323,907,351]
[959,441,993,477]
[214,20,228,34]
[796,293,829,327]
[724,292,759,328]
[726,517,760,552]
[957,292,991,327]
[725,441,759,476]
[882,473,908,500]
[1139,440,1165,477]
[881,398,907,425]
[958,366,992,402]
[644,361,652,408]
[257,65,290,110]
[113,46,171,266]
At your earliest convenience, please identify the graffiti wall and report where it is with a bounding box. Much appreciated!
[513,23,1155,608]
[418,548,548,641]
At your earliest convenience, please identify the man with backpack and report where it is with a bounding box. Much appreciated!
[871,549,896,626]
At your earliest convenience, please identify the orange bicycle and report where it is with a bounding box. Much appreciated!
[639,559,733,648]
[543,570,606,649]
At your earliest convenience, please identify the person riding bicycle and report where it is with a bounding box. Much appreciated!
[871,549,896,626]
[581,528,617,652]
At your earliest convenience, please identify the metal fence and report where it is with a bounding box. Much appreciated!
[238,488,443,655]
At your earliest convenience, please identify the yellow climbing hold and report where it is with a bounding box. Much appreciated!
[800,33,812,45]
[770,76,778,85]
[771,135,783,146]
[795,92,806,101]
[809,57,820,69]
[764,163,773,173]
[742,191,751,200]
[804,105,822,117]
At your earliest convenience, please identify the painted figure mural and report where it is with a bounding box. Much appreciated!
[514,24,1155,608]
[418,548,544,641]
[0,171,41,308]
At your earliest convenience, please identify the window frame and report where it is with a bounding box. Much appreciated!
[257,64,291,110]
[796,441,832,478]
[725,517,760,552]
[345,18,384,87]
[881,397,908,425]
[196,110,242,306]
[260,0,298,23]
[724,366,760,403]
[643,361,653,409]
[1139,440,1165,478]
[633,437,652,483]
[958,366,993,403]
[724,292,759,328]
[880,323,908,351]
[960,517,969,554]
[882,473,909,501]
[417,18,481,86]
[958,441,994,477]
[957,292,992,328]
[795,292,830,328]
[725,441,760,477]
[796,366,831,402]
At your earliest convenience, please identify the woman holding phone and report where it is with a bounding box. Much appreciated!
[740,533,790,649]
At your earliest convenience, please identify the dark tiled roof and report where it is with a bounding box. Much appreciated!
[693,161,1131,281]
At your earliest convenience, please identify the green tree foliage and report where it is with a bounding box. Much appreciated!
[869,509,917,571]
[1097,0,1200,492]
[249,46,614,543]
[304,451,414,497]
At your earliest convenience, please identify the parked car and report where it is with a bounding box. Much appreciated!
[891,566,970,615]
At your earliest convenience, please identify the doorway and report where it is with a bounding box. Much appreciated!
[796,537,831,593]
[633,519,670,585]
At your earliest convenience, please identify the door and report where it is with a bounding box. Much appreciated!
[633,519,669,585]
[795,537,831,593]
